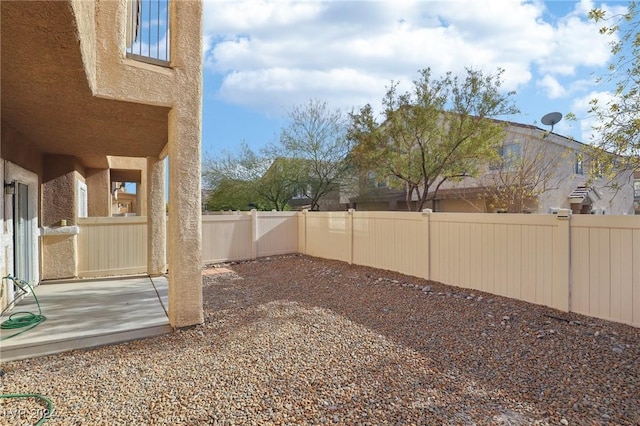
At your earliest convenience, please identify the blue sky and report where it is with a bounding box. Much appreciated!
[201,0,629,158]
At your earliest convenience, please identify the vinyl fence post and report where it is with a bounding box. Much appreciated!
[347,209,355,265]
[555,209,571,312]
[422,209,432,281]
[251,209,258,260]
[298,209,308,255]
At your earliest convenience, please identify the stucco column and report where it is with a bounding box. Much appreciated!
[137,163,148,217]
[165,0,203,328]
[147,157,166,276]
[167,108,203,328]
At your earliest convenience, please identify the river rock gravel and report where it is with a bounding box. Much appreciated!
[1,254,638,425]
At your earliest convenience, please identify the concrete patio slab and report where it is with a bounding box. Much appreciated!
[0,276,171,362]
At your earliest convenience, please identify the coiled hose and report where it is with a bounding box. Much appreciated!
[0,275,46,341]
[0,278,54,425]
[0,393,55,425]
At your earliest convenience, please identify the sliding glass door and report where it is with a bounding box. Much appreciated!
[13,182,32,284]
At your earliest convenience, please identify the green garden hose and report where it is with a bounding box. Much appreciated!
[0,275,46,341]
[0,393,55,425]
[0,279,54,425]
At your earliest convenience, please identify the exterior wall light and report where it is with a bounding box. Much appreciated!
[4,181,16,195]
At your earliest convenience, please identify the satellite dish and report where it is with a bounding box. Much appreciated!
[541,112,563,133]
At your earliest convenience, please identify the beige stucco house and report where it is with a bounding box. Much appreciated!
[351,121,638,215]
[1,0,204,328]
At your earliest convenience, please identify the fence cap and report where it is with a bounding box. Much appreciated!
[556,209,571,219]
[40,225,80,236]
[422,208,433,215]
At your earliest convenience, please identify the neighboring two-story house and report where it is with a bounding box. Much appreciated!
[350,120,637,215]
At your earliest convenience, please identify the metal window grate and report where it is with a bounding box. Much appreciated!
[126,0,170,67]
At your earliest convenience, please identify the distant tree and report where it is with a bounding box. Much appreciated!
[202,143,271,210]
[259,157,306,211]
[204,101,353,211]
[587,2,640,177]
[273,99,353,211]
[205,178,261,211]
[349,67,519,211]
[202,143,306,211]
[202,143,263,190]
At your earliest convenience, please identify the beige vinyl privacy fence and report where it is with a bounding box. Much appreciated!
[429,212,570,313]
[569,215,640,327]
[202,211,299,264]
[299,211,429,278]
[76,210,640,327]
[299,210,570,312]
[77,216,148,277]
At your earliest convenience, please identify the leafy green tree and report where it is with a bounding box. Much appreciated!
[588,2,640,174]
[203,143,263,191]
[204,101,353,211]
[202,143,267,210]
[349,67,518,211]
[205,179,261,211]
[274,99,353,211]
[259,157,306,211]
[202,143,306,211]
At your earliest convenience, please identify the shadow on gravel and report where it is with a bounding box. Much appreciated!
[203,255,640,425]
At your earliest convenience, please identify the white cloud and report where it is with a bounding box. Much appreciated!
[570,90,617,143]
[537,74,567,98]
[536,0,627,75]
[202,0,622,119]
[537,16,611,75]
[218,67,391,115]
[203,0,324,34]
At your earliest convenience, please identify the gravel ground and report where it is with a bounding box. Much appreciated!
[1,254,639,425]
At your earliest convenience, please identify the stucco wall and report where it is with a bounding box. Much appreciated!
[166,0,205,327]
[147,157,166,275]
[437,198,486,213]
[86,168,111,217]
[1,121,43,177]
[42,155,86,226]
[41,233,77,279]
[354,201,397,211]
[72,0,204,327]
[70,0,97,92]
[92,0,173,107]
[42,154,85,182]
[42,173,75,227]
